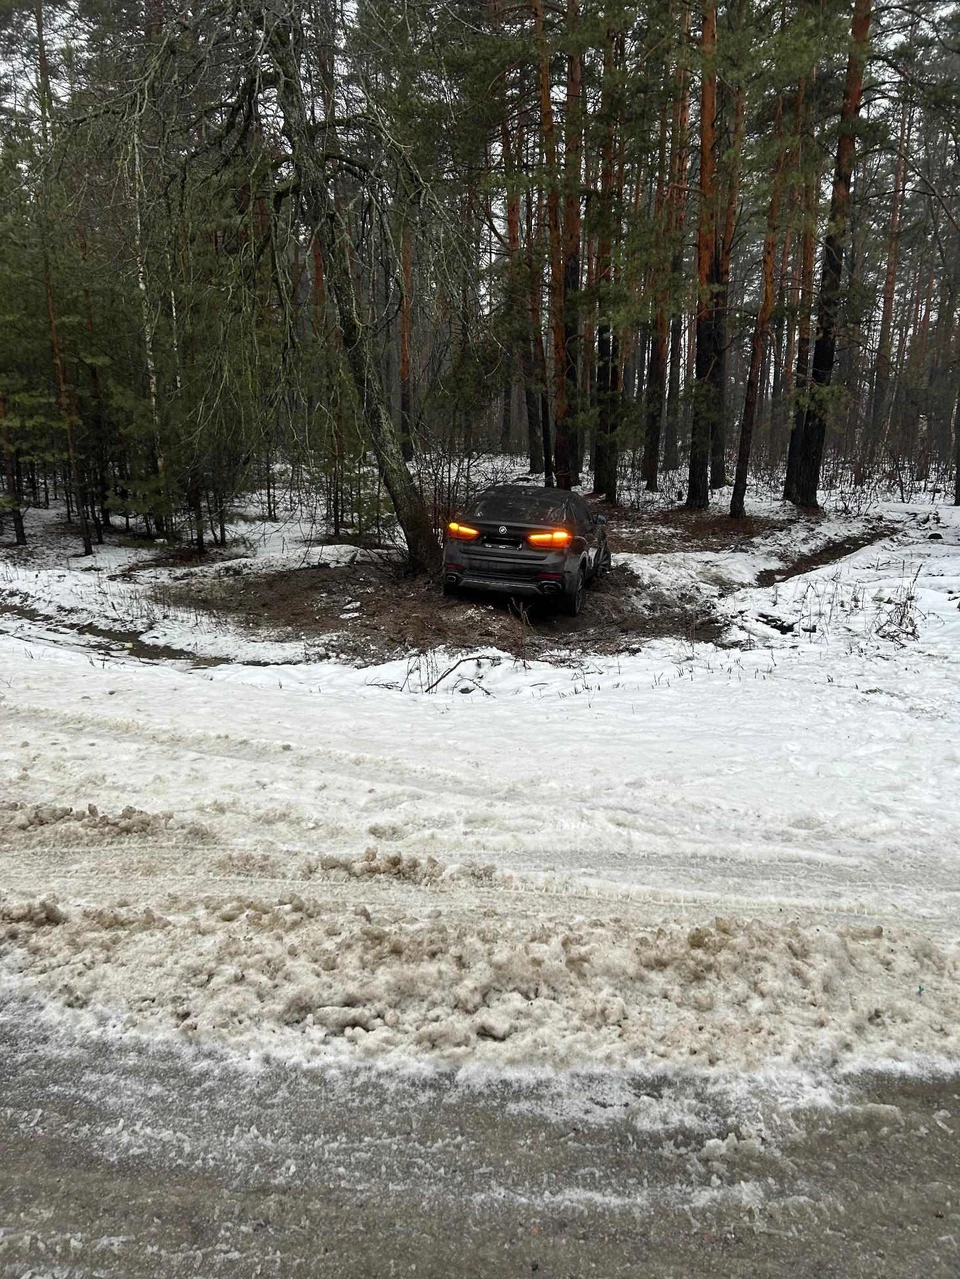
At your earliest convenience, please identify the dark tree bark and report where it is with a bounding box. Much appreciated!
[687,0,718,510]
[768,225,793,461]
[642,310,669,491]
[563,0,583,482]
[526,187,553,483]
[533,0,571,488]
[784,74,818,502]
[399,213,415,463]
[594,25,621,504]
[1,394,27,545]
[793,0,873,509]
[732,99,787,518]
[663,0,692,475]
[710,74,745,491]
[641,73,672,492]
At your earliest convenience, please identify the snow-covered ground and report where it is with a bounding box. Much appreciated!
[1,496,959,1080]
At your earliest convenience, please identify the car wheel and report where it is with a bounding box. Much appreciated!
[442,579,459,598]
[593,544,612,579]
[561,566,586,616]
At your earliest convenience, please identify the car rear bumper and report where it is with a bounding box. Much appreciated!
[451,574,562,596]
[444,566,568,596]
[443,539,576,597]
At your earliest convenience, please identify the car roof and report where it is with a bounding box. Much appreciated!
[463,485,573,523]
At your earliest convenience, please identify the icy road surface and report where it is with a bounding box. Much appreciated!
[1,502,959,1073]
[2,989,959,1278]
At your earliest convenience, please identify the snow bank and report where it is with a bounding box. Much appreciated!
[2,853,957,1071]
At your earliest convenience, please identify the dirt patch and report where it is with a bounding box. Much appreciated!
[756,526,892,587]
[606,508,792,555]
[154,559,722,664]
[0,598,222,666]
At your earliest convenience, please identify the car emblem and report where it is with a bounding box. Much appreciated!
[499,525,507,535]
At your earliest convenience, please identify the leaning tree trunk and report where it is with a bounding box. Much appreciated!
[793,0,873,509]
[266,8,439,573]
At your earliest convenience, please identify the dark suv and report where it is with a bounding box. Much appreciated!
[442,485,610,615]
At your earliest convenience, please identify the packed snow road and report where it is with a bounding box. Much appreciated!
[1,500,960,1274]
[2,630,959,920]
[2,990,960,1278]
[1,504,960,1072]
[1,594,960,1069]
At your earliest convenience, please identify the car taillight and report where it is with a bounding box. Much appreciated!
[447,521,480,541]
[528,529,572,548]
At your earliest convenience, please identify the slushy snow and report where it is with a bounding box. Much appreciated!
[2,495,959,1074]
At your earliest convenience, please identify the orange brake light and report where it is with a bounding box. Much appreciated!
[447,521,480,541]
[528,529,572,548]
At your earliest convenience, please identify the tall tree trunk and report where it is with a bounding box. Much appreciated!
[641,73,673,492]
[526,185,552,482]
[664,314,685,473]
[794,0,873,508]
[784,74,817,501]
[1,394,27,546]
[768,224,794,460]
[532,0,571,488]
[594,25,621,504]
[663,1,691,475]
[130,126,167,533]
[869,97,910,448]
[43,252,92,556]
[711,65,745,490]
[686,0,718,510]
[563,0,583,482]
[187,472,204,555]
[79,245,112,530]
[34,0,52,148]
[502,85,539,471]
[267,8,439,572]
[34,0,90,554]
[731,98,787,518]
[399,213,415,462]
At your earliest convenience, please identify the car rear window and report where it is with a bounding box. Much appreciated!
[464,489,570,524]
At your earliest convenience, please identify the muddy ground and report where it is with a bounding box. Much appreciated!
[155,559,728,663]
[150,509,810,664]
[0,505,893,666]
